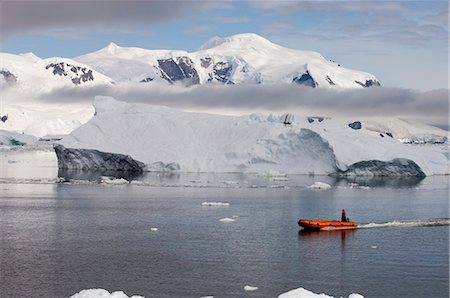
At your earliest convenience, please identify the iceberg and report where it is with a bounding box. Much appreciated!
[54,97,449,176]
[278,287,363,298]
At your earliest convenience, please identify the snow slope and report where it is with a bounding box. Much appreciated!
[0,101,94,137]
[0,52,114,93]
[55,97,449,176]
[75,33,380,88]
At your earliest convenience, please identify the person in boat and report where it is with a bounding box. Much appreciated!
[341,209,348,222]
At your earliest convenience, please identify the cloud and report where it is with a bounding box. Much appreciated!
[0,0,217,40]
[6,83,448,128]
[423,10,449,25]
[250,1,406,13]
[211,15,253,23]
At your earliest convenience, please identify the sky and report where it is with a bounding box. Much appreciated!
[0,0,448,91]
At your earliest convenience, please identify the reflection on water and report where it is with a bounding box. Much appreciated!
[332,176,425,188]
[0,147,445,190]
[298,229,357,252]
[57,168,143,181]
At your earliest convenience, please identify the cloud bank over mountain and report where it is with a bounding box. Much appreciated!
[3,83,447,129]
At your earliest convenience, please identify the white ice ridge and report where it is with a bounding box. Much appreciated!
[202,202,230,207]
[56,96,449,176]
[278,287,364,298]
[358,218,450,229]
[70,288,144,298]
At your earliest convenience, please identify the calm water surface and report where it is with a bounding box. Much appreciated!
[0,149,448,298]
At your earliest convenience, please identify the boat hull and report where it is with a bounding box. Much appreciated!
[298,219,358,230]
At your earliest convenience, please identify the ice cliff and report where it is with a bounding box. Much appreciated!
[55,97,449,176]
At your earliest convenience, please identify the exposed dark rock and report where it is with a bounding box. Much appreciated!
[379,133,384,138]
[45,62,95,85]
[385,132,393,138]
[140,77,154,83]
[213,61,234,84]
[54,144,145,172]
[355,79,381,88]
[334,158,426,177]
[158,57,199,86]
[1,115,8,123]
[0,70,17,83]
[365,79,381,87]
[177,56,200,85]
[293,71,317,87]
[348,121,362,130]
[325,75,335,86]
[200,57,212,68]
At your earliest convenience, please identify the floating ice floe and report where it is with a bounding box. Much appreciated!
[244,285,258,291]
[202,202,230,207]
[70,288,144,298]
[277,287,364,298]
[307,182,331,190]
[222,180,239,186]
[219,217,235,223]
[371,246,378,249]
[100,176,129,185]
[150,228,158,232]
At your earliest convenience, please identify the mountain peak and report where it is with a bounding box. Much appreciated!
[198,33,276,51]
[104,42,120,54]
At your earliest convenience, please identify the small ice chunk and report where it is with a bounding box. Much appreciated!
[277,287,364,298]
[100,176,129,185]
[150,228,158,232]
[371,245,377,249]
[222,180,239,186]
[307,182,331,190]
[69,288,144,298]
[244,285,258,291]
[202,202,230,207]
[220,217,235,223]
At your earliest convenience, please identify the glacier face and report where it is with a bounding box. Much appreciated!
[54,97,449,176]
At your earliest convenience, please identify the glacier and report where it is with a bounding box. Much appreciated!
[54,97,449,176]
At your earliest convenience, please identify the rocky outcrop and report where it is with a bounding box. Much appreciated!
[355,79,381,88]
[45,62,94,85]
[0,69,17,83]
[348,121,362,130]
[158,57,200,86]
[212,61,234,84]
[54,144,145,172]
[293,71,317,87]
[334,158,426,177]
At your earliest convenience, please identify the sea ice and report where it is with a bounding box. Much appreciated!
[277,287,364,298]
[307,182,331,190]
[100,176,129,185]
[219,217,235,223]
[69,288,144,298]
[244,285,258,291]
[201,202,230,207]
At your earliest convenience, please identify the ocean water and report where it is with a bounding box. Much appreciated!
[0,148,449,298]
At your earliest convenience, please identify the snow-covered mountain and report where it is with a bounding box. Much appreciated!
[0,52,114,93]
[75,33,380,88]
[55,97,449,176]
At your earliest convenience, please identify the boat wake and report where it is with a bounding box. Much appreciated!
[358,218,450,229]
